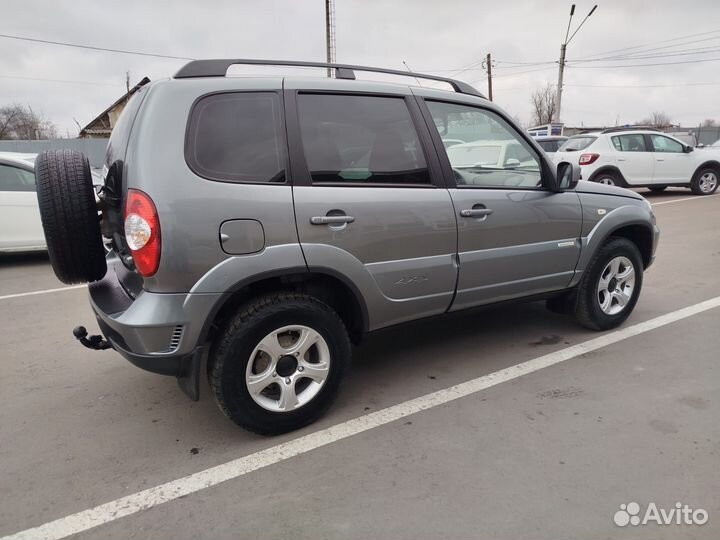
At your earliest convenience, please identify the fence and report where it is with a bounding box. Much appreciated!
[0,138,109,168]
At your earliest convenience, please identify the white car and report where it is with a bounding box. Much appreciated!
[553,129,720,195]
[0,152,46,252]
[446,139,541,188]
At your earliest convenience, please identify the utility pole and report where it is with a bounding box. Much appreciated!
[555,4,597,122]
[325,0,336,78]
[485,53,493,101]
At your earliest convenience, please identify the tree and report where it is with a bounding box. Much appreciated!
[639,111,672,129]
[530,83,557,125]
[0,104,57,140]
[700,118,716,127]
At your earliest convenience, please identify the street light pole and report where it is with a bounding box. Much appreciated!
[555,4,597,122]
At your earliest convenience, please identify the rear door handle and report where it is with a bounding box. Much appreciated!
[460,208,493,218]
[617,157,626,162]
[310,215,355,225]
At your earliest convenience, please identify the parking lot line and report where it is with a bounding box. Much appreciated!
[4,294,720,540]
[651,194,719,206]
[0,285,84,302]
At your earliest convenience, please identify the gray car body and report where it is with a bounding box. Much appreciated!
[89,74,659,397]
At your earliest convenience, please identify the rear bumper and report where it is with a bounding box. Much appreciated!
[87,258,222,398]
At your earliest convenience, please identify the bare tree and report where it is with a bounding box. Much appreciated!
[0,104,58,140]
[639,111,672,129]
[700,118,717,127]
[530,83,557,125]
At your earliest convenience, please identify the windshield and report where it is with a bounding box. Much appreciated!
[446,145,501,167]
[559,136,596,152]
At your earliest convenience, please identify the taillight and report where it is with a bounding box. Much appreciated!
[579,153,600,165]
[124,189,161,277]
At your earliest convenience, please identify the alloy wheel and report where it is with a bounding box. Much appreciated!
[245,325,330,412]
[597,256,635,315]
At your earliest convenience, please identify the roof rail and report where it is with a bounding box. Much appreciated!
[600,126,661,134]
[174,59,485,98]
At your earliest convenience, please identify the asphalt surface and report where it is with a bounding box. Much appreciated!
[1,188,719,540]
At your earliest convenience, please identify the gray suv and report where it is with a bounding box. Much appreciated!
[35,59,659,434]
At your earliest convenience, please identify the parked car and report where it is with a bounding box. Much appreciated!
[534,135,568,153]
[34,60,659,435]
[554,129,720,194]
[0,152,46,253]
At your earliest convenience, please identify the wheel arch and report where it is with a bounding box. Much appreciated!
[198,268,369,349]
[604,223,654,269]
[693,160,720,177]
[588,166,628,186]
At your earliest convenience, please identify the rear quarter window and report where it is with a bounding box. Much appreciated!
[185,92,286,183]
[559,136,596,152]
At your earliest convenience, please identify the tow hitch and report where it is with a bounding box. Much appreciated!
[73,326,112,350]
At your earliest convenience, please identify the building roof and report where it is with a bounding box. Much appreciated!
[79,77,150,137]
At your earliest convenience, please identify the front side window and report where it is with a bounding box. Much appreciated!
[297,94,430,185]
[186,92,286,183]
[0,164,35,192]
[612,134,647,152]
[650,134,684,153]
[426,100,541,188]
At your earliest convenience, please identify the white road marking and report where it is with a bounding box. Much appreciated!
[3,295,720,540]
[0,285,85,302]
[651,194,719,206]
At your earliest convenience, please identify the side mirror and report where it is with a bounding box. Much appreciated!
[683,145,694,153]
[557,161,581,190]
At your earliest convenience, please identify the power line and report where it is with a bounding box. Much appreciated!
[566,81,720,88]
[0,33,193,60]
[567,56,720,68]
[571,28,720,60]
[0,75,125,87]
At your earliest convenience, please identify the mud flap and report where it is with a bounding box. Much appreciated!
[177,347,204,401]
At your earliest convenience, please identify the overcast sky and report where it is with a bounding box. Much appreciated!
[2,0,720,136]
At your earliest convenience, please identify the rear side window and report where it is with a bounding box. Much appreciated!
[538,140,560,152]
[186,92,286,183]
[297,94,430,185]
[612,134,647,152]
[559,136,596,152]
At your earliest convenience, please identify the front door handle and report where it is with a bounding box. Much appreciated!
[310,215,355,225]
[460,208,493,218]
[656,158,665,161]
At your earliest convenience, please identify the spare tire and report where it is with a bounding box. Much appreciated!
[35,150,107,284]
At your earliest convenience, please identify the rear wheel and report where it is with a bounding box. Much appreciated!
[648,185,667,192]
[573,237,643,330]
[209,292,351,435]
[690,167,719,195]
[594,173,620,186]
[35,150,106,284]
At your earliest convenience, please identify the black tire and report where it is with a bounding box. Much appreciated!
[573,237,643,331]
[593,172,622,187]
[209,292,352,435]
[690,167,719,195]
[35,150,106,284]
[648,185,667,192]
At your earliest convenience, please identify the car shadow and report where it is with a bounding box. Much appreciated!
[0,251,49,267]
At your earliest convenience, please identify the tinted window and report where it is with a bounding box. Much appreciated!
[297,94,430,185]
[612,134,647,152]
[106,86,148,167]
[0,164,35,192]
[186,92,286,183]
[559,136,596,151]
[650,135,684,153]
[538,140,560,152]
[426,100,541,189]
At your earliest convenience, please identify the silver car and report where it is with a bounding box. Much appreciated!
[34,59,659,434]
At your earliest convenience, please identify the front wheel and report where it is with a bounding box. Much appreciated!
[209,292,351,435]
[690,168,719,195]
[573,237,643,330]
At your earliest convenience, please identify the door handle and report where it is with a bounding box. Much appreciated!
[656,158,665,161]
[460,208,493,218]
[310,215,355,225]
[617,157,626,162]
